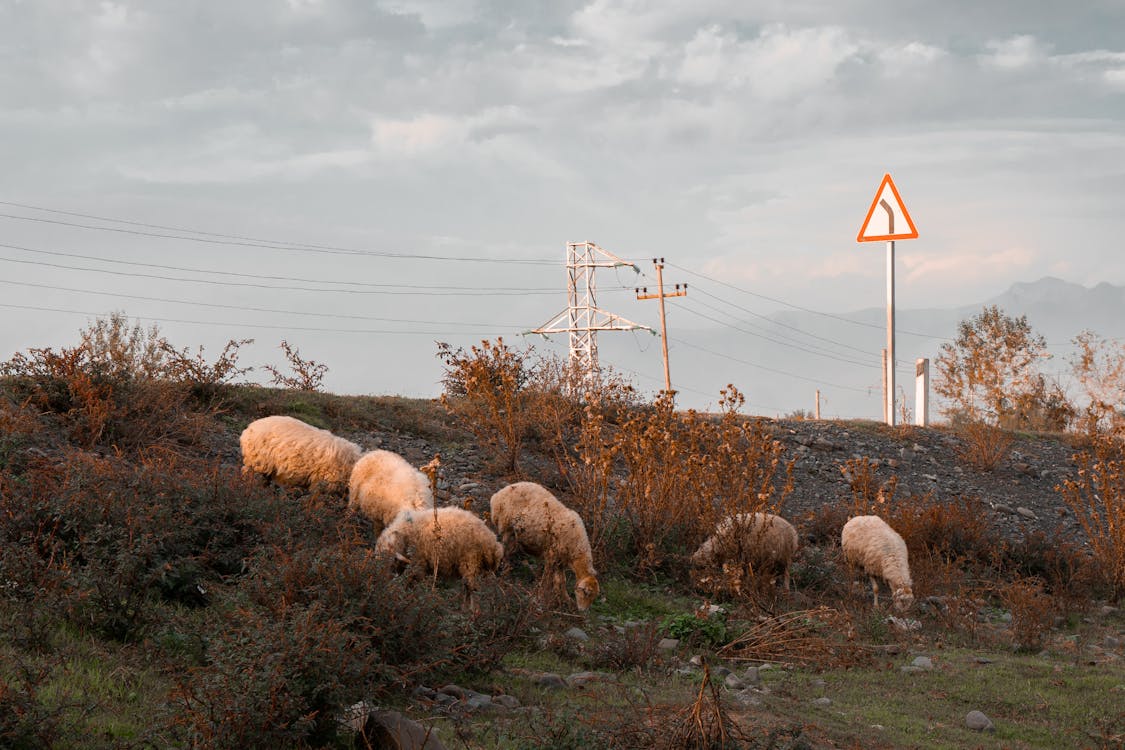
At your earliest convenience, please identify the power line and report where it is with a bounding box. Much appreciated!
[0,205,558,265]
[668,336,876,394]
[667,262,954,341]
[0,241,558,293]
[0,252,558,296]
[674,299,876,369]
[0,301,511,336]
[0,277,527,330]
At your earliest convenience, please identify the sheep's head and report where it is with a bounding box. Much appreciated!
[575,575,600,611]
[892,586,914,612]
[483,540,504,573]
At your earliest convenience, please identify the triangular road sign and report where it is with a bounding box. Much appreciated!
[857,173,918,242]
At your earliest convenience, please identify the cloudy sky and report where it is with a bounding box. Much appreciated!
[1,0,1123,415]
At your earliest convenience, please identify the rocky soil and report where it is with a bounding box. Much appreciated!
[288,412,1086,546]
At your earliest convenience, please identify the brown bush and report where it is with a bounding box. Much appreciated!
[262,339,328,392]
[998,577,1055,652]
[1057,437,1125,601]
[437,338,538,474]
[571,386,793,578]
[956,420,1014,472]
[839,456,897,516]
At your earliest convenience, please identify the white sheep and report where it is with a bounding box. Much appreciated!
[489,481,600,611]
[691,512,799,593]
[239,415,361,493]
[375,506,504,609]
[841,515,914,611]
[348,450,435,534]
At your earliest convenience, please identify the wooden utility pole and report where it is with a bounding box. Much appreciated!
[815,389,821,420]
[636,258,686,394]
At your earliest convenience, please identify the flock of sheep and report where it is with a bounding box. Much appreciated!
[239,415,915,613]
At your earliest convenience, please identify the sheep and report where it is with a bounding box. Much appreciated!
[375,506,504,609]
[239,415,361,493]
[348,449,435,534]
[489,481,600,611]
[691,512,799,594]
[840,515,914,611]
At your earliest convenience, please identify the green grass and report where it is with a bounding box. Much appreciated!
[759,648,1125,749]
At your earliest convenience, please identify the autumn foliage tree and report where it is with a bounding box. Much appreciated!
[1070,329,1125,436]
[935,305,1051,427]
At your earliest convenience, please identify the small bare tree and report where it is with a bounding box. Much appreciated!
[263,341,328,392]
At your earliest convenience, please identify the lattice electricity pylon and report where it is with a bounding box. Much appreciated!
[529,241,653,373]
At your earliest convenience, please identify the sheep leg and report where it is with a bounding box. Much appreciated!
[869,576,880,607]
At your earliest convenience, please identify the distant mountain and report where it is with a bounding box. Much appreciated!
[596,277,1125,420]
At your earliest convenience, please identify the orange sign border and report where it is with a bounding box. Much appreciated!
[857,173,918,242]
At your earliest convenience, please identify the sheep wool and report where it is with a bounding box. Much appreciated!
[239,415,361,492]
[489,481,600,611]
[841,515,914,611]
[691,512,799,592]
[376,506,504,607]
[348,450,435,533]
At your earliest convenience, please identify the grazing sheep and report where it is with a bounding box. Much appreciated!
[841,515,914,611]
[239,415,361,493]
[489,482,600,611]
[348,450,435,534]
[375,507,504,609]
[691,512,799,593]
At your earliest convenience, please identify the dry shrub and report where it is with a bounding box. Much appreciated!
[1,343,214,451]
[660,665,747,750]
[718,607,866,668]
[572,386,793,577]
[529,354,637,486]
[997,577,1055,652]
[263,339,328,392]
[437,338,538,474]
[797,503,851,548]
[173,602,382,749]
[956,420,1014,472]
[1058,437,1125,601]
[590,621,663,672]
[839,456,898,515]
[1000,529,1096,612]
[885,493,993,567]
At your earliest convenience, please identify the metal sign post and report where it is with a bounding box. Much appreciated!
[857,174,918,427]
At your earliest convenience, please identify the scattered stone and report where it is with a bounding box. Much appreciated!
[911,656,934,670]
[922,473,938,482]
[812,697,832,706]
[674,667,697,678]
[412,686,437,700]
[900,666,925,675]
[889,616,921,631]
[364,709,448,749]
[464,692,493,712]
[438,684,466,699]
[712,666,732,680]
[965,710,995,732]
[536,673,567,690]
[974,656,994,664]
[564,627,589,642]
[458,482,480,491]
[732,689,761,707]
[1102,605,1118,616]
[1105,636,1121,650]
[872,644,902,655]
[567,671,610,688]
[492,695,520,710]
[993,503,1014,515]
[810,679,826,688]
[724,673,746,690]
[689,655,705,667]
[743,666,761,685]
[1016,506,1038,520]
[658,638,680,651]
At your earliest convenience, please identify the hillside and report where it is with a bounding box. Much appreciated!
[0,381,1122,749]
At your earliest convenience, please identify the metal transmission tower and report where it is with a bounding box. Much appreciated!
[531,241,652,373]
